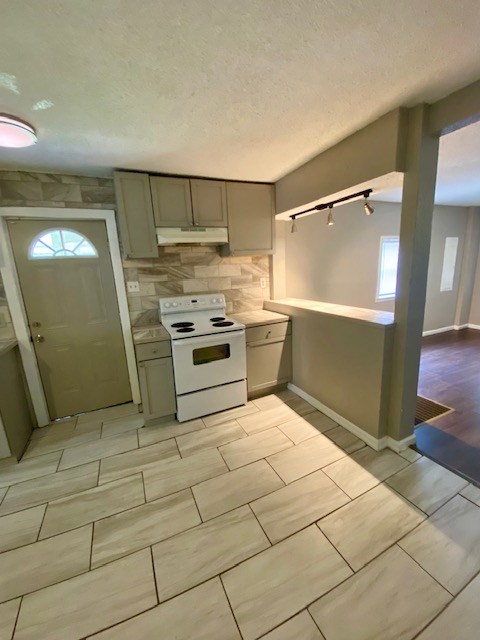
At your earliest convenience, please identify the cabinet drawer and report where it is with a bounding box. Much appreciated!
[135,341,171,361]
[246,321,291,344]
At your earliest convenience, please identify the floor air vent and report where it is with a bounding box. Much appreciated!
[415,395,453,425]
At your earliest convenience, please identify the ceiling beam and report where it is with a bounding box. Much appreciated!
[275,108,408,214]
[429,79,480,136]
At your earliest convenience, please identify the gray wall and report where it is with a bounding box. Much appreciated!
[283,200,477,331]
[424,206,468,331]
[468,241,480,325]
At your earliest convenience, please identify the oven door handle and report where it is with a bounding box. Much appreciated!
[173,330,245,349]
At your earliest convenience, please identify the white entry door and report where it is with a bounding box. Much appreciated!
[9,219,132,419]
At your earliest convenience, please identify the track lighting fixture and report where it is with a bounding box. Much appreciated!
[288,188,373,229]
[327,206,334,227]
[364,197,374,216]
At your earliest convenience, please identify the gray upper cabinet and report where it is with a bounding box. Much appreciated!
[226,182,275,255]
[151,176,193,227]
[114,170,275,258]
[190,179,228,227]
[114,171,158,258]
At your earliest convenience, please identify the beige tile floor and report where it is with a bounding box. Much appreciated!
[0,393,479,639]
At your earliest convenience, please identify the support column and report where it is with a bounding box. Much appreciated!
[388,105,440,442]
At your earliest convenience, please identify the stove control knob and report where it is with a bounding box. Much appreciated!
[164,303,171,308]
[172,302,178,307]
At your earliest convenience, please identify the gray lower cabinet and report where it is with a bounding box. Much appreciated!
[114,171,158,258]
[0,345,34,460]
[246,322,292,396]
[136,343,176,422]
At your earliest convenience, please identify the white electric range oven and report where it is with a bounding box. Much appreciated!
[159,294,247,422]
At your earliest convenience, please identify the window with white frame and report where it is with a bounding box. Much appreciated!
[376,236,399,301]
[29,229,97,259]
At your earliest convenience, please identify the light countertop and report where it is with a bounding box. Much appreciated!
[0,339,18,357]
[132,325,170,345]
[264,298,394,328]
[132,308,290,344]
[231,309,290,327]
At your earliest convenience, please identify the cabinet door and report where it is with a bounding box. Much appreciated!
[138,357,176,421]
[226,182,275,255]
[114,171,158,258]
[190,179,228,227]
[246,335,292,395]
[150,176,193,227]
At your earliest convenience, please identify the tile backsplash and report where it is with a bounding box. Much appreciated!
[0,171,114,209]
[0,171,272,330]
[125,246,270,325]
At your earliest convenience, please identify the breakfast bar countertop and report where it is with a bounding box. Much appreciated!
[230,309,290,327]
[264,298,394,328]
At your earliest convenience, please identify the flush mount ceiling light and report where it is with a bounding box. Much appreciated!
[289,188,373,229]
[0,114,37,148]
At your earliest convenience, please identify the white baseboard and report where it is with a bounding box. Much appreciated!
[422,326,454,336]
[288,383,400,451]
[423,323,471,336]
[288,383,416,452]
[384,434,417,452]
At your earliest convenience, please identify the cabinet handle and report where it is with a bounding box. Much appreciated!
[266,330,272,338]
[152,349,159,354]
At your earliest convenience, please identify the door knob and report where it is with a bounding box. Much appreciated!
[34,334,45,343]
[32,321,41,328]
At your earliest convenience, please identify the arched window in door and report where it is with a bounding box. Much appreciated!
[29,228,98,259]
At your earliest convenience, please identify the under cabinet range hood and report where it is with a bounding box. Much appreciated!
[156,227,228,246]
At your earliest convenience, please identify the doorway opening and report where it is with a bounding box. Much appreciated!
[413,121,480,485]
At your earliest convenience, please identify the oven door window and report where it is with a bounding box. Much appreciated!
[193,343,231,365]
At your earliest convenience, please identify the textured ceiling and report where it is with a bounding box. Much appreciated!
[1,0,480,183]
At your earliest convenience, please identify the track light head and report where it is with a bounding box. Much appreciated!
[290,218,297,233]
[327,206,334,227]
[364,198,374,216]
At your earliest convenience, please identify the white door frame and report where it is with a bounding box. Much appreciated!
[0,207,140,426]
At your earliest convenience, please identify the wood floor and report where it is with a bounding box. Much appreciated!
[416,328,480,486]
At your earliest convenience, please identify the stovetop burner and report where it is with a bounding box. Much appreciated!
[159,294,245,339]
